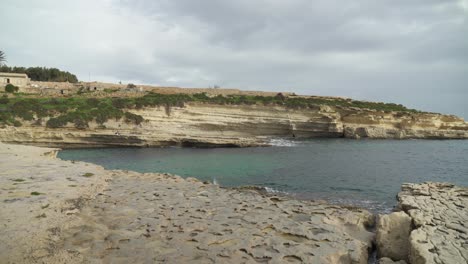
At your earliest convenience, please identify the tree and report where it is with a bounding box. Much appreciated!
[0,51,5,65]
[0,65,78,83]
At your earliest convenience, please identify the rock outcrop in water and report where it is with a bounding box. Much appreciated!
[376,182,468,264]
[0,102,467,148]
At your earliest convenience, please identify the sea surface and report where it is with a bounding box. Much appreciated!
[58,139,468,213]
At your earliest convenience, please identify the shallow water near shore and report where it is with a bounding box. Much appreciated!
[58,139,468,213]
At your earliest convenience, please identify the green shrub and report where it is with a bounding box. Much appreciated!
[124,112,144,125]
[5,84,19,93]
[104,88,117,93]
[94,103,124,124]
[73,118,89,129]
[46,116,68,128]
[86,98,100,108]
[112,98,131,109]
[13,120,22,127]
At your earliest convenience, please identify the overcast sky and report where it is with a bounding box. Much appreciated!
[1,0,467,118]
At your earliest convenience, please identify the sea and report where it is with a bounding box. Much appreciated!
[58,139,468,213]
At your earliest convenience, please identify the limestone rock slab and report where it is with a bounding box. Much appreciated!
[398,182,468,264]
[376,212,411,261]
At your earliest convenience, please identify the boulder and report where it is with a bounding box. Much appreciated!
[376,211,412,261]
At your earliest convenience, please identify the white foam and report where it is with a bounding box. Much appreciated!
[268,138,297,147]
[264,186,289,195]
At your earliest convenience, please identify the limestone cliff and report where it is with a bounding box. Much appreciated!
[0,102,467,147]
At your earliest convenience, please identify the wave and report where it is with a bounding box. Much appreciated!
[268,138,298,147]
[264,186,289,195]
[212,177,219,185]
[327,197,394,214]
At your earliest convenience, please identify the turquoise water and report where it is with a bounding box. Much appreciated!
[58,139,468,213]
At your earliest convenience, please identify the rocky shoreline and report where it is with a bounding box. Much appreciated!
[377,183,468,264]
[1,143,466,263]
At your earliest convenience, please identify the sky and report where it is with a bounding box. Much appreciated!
[1,0,467,118]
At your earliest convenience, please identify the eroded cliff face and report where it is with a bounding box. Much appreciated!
[0,103,467,147]
[341,109,468,139]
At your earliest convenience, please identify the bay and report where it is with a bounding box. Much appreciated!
[58,139,468,213]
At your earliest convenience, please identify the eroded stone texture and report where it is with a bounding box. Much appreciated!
[57,171,375,264]
[0,143,111,263]
[376,212,411,261]
[398,182,468,264]
[0,143,376,264]
[378,257,407,264]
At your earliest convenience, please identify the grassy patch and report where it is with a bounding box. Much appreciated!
[82,172,94,178]
[0,96,142,127]
[36,213,47,218]
[41,204,50,209]
[68,185,78,187]
[12,178,25,182]
[30,191,44,196]
[104,88,118,93]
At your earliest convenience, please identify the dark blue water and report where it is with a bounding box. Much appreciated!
[58,139,468,213]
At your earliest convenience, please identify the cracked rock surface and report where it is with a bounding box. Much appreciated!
[398,182,468,264]
[0,143,375,264]
[0,143,110,263]
[58,171,374,263]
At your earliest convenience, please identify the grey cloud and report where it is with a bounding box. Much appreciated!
[1,0,467,118]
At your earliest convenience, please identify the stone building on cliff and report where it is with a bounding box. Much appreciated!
[0,72,30,87]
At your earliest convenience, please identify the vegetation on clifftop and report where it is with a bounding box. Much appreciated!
[0,96,141,128]
[0,92,421,128]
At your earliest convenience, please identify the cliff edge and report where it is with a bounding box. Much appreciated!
[0,92,467,148]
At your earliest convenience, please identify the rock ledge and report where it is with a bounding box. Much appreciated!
[377,182,468,264]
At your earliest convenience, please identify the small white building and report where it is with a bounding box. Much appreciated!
[0,72,30,87]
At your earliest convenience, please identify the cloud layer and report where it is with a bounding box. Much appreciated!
[1,0,467,117]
